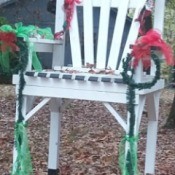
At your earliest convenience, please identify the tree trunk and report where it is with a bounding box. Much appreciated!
[164,93,175,129]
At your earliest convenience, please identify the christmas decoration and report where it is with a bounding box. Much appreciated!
[1,1,171,175]
[0,32,18,73]
[12,39,33,175]
[54,0,81,39]
[0,22,54,73]
[132,29,174,69]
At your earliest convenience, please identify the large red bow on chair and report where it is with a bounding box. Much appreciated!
[132,30,174,69]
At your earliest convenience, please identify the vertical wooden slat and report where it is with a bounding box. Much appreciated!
[150,0,165,75]
[154,0,165,33]
[118,0,147,70]
[54,0,65,68]
[107,0,130,69]
[96,0,111,68]
[78,0,140,8]
[69,6,82,67]
[83,0,94,65]
[55,0,65,33]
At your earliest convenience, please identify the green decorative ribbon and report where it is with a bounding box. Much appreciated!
[11,39,33,175]
[119,135,139,175]
[120,53,160,175]
[0,22,54,72]
[0,51,10,73]
[12,123,33,175]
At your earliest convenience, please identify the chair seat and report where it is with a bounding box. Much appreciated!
[25,70,124,83]
[12,70,165,104]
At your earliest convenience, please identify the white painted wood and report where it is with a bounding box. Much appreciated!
[25,96,35,113]
[19,85,133,104]
[53,0,65,69]
[83,0,94,65]
[150,0,165,76]
[13,75,128,94]
[77,0,144,8]
[55,0,65,33]
[25,98,51,122]
[48,98,62,169]
[13,75,164,96]
[135,96,146,132]
[119,0,147,70]
[107,0,130,69]
[133,60,144,83]
[31,43,54,53]
[145,120,158,174]
[138,79,164,95]
[31,42,62,53]
[96,0,111,68]
[69,6,82,67]
[26,42,33,70]
[29,38,62,44]
[52,44,64,68]
[145,91,161,174]
[153,0,165,34]
[103,102,127,131]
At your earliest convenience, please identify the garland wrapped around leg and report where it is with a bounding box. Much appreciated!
[12,38,33,175]
[119,53,160,175]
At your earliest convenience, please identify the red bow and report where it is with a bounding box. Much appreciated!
[132,30,174,69]
[0,32,19,52]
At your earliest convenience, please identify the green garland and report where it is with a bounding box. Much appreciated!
[12,38,33,175]
[119,52,160,175]
[0,22,55,75]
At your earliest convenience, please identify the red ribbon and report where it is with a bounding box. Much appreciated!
[54,30,64,40]
[135,6,152,36]
[132,30,174,69]
[54,0,81,39]
[0,32,19,52]
[64,0,81,30]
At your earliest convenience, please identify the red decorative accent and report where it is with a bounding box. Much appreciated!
[132,30,174,69]
[54,0,81,40]
[135,6,152,36]
[64,0,81,30]
[0,32,19,52]
[54,30,64,40]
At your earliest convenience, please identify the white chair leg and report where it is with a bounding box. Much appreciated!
[48,98,61,175]
[144,91,160,175]
[12,95,34,173]
[124,96,146,174]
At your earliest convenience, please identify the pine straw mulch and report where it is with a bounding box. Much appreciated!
[0,85,175,175]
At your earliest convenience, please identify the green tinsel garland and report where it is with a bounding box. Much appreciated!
[119,52,160,175]
[12,38,33,175]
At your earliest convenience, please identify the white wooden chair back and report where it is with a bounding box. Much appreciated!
[55,0,147,71]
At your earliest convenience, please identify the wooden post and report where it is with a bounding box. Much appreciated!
[48,98,62,175]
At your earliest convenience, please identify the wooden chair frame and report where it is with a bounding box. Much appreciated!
[12,0,166,174]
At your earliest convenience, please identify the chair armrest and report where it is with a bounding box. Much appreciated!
[29,38,63,45]
[28,38,63,53]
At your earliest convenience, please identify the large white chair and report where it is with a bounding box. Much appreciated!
[12,0,166,174]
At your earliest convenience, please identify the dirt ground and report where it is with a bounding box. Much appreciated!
[0,85,175,175]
